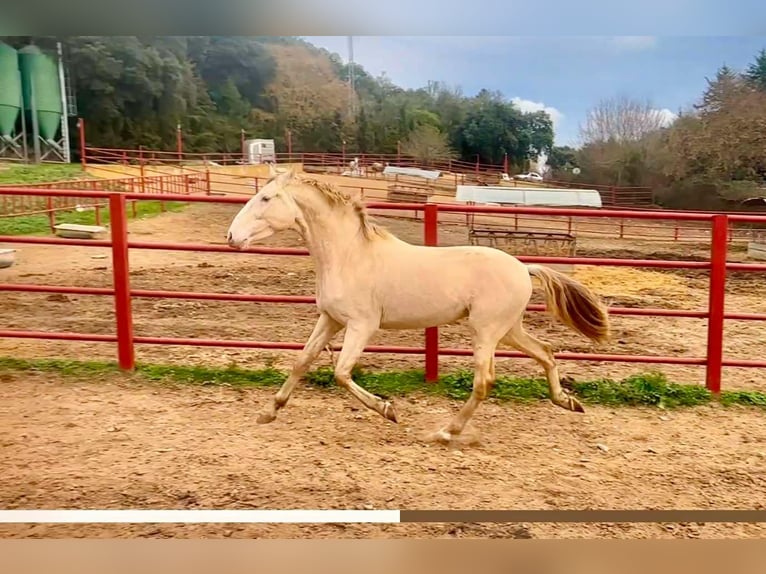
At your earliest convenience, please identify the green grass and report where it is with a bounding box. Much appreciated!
[2,356,765,411]
[0,162,188,235]
[0,200,187,236]
[0,163,88,185]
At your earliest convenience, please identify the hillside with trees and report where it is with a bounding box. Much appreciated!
[0,35,554,171]
[3,36,766,210]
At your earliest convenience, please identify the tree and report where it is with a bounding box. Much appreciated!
[667,86,766,182]
[519,110,554,157]
[0,35,560,164]
[547,146,578,172]
[400,124,455,165]
[579,95,670,145]
[745,49,766,92]
[187,36,276,110]
[575,95,676,186]
[356,106,370,153]
[458,97,522,165]
[696,65,746,115]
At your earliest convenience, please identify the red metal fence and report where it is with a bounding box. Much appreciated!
[76,111,653,209]
[84,144,505,176]
[83,145,655,207]
[14,165,757,245]
[0,173,209,230]
[2,162,765,247]
[2,186,766,393]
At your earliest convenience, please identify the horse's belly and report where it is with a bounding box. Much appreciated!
[379,300,467,329]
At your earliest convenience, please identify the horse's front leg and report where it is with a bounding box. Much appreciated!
[257,312,342,424]
[333,320,398,423]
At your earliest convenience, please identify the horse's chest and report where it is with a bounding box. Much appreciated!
[315,278,375,318]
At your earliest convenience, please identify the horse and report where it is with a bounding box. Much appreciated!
[369,161,385,174]
[225,165,610,443]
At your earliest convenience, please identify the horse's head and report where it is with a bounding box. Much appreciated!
[226,165,304,249]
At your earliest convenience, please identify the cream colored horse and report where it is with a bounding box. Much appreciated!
[226,166,610,443]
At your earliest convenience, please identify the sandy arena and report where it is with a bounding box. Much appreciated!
[1,192,766,539]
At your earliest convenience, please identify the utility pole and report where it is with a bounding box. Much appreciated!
[347,36,356,120]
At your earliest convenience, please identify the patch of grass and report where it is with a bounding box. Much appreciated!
[1,162,187,235]
[2,356,766,411]
[0,163,88,185]
[0,200,187,236]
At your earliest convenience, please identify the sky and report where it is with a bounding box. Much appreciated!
[301,36,766,147]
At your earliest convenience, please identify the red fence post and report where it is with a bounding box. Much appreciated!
[78,118,86,169]
[705,214,728,394]
[424,203,439,382]
[138,147,145,194]
[45,196,55,232]
[109,193,135,371]
[176,124,183,163]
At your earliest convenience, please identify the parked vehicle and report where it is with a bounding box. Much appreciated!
[513,172,543,182]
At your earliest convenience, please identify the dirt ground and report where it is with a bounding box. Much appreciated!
[1,370,765,539]
[2,193,766,539]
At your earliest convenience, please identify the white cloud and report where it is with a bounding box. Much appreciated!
[656,107,678,127]
[510,97,564,130]
[611,36,658,51]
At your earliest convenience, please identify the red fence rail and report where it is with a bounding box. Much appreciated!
[46,163,762,244]
[83,145,504,175]
[0,173,210,230]
[2,186,766,392]
[3,165,765,246]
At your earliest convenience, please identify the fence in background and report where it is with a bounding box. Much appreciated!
[0,173,209,231]
[5,164,762,244]
[2,187,766,392]
[83,146,654,206]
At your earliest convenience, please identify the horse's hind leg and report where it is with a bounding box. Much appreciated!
[503,321,584,413]
[257,312,342,424]
[428,328,501,444]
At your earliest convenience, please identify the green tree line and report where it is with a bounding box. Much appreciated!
[1,36,554,170]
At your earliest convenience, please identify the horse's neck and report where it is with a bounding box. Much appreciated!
[292,198,364,268]
[290,186,373,276]
[303,216,367,271]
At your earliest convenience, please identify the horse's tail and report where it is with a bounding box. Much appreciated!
[527,264,610,344]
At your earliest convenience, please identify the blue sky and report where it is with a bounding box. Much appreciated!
[302,36,766,147]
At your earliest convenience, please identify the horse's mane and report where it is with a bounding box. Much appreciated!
[295,176,390,241]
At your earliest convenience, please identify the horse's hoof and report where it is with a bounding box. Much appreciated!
[424,429,453,445]
[383,401,398,423]
[554,394,585,413]
[256,411,277,424]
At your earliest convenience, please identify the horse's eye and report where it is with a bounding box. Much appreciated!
[261,195,271,203]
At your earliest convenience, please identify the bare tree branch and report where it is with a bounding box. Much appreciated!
[579,95,669,145]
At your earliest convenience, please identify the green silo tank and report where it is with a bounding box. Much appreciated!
[18,44,62,141]
[0,42,22,138]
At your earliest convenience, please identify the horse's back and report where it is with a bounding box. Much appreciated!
[373,240,532,328]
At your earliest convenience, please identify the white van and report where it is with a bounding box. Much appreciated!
[244,139,276,164]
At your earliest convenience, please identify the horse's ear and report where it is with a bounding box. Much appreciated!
[275,165,296,186]
[268,162,279,178]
